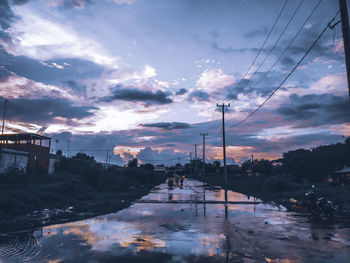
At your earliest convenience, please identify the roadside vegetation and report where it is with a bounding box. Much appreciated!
[0,155,166,233]
[190,138,350,217]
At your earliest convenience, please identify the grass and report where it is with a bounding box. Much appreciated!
[196,173,350,209]
[0,159,166,233]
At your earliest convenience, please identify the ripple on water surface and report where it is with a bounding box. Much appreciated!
[0,179,349,263]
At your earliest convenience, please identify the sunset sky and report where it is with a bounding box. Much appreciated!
[0,0,349,165]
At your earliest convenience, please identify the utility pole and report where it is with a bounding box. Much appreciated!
[67,139,70,158]
[2,99,8,135]
[339,0,350,97]
[200,133,208,176]
[189,152,193,177]
[106,150,109,165]
[193,143,199,176]
[217,103,230,218]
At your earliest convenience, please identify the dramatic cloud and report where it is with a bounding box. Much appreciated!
[52,0,91,10]
[196,69,235,92]
[277,93,350,126]
[0,0,30,45]
[189,90,210,101]
[0,49,104,86]
[103,88,173,105]
[0,66,12,81]
[2,96,97,124]
[141,122,191,130]
[6,7,117,66]
[137,146,188,164]
[175,88,187,95]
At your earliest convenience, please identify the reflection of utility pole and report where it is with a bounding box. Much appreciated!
[200,133,208,177]
[2,99,8,135]
[193,144,199,176]
[217,103,230,218]
[339,0,350,97]
[55,139,59,153]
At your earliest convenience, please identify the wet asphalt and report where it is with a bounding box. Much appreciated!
[0,178,349,263]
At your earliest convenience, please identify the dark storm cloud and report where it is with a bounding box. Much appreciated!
[277,93,350,125]
[63,80,87,97]
[189,90,210,101]
[0,49,104,85]
[225,70,283,100]
[275,22,344,69]
[0,66,12,81]
[175,88,187,95]
[141,122,191,130]
[0,0,14,30]
[0,0,30,43]
[2,96,97,124]
[103,88,173,104]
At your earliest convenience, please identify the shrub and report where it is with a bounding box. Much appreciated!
[262,177,296,193]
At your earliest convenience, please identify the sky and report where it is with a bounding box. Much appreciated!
[0,0,349,165]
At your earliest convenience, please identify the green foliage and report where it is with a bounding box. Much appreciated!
[140,163,155,171]
[282,138,350,182]
[128,158,138,168]
[253,159,273,176]
[72,152,94,161]
[261,176,296,193]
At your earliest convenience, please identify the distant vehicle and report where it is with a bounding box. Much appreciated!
[154,165,166,172]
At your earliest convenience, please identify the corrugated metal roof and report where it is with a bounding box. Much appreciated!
[0,133,51,141]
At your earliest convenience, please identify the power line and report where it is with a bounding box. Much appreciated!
[247,0,323,91]
[234,0,289,88]
[230,11,340,128]
[236,0,305,91]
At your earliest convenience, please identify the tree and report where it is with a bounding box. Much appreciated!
[140,163,154,171]
[282,138,350,182]
[128,158,138,168]
[253,159,273,176]
[72,153,94,161]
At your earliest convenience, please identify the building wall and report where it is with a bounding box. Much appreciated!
[4,144,50,172]
[48,158,57,175]
[0,148,28,173]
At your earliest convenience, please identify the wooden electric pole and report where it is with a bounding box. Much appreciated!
[200,133,208,176]
[189,152,193,177]
[217,103,230,218]
[193,143,199,175]
[339,0,350,97]
[2,99,8,135]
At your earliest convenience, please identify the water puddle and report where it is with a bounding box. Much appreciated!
[0,179,349,262]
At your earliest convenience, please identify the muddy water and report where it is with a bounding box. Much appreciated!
[0,179,349,263]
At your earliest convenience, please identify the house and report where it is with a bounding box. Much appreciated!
[329,166,350,185]
[0,148,29,173]
[0,133,51,173]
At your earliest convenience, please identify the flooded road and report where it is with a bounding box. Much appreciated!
[1,179,349,263]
